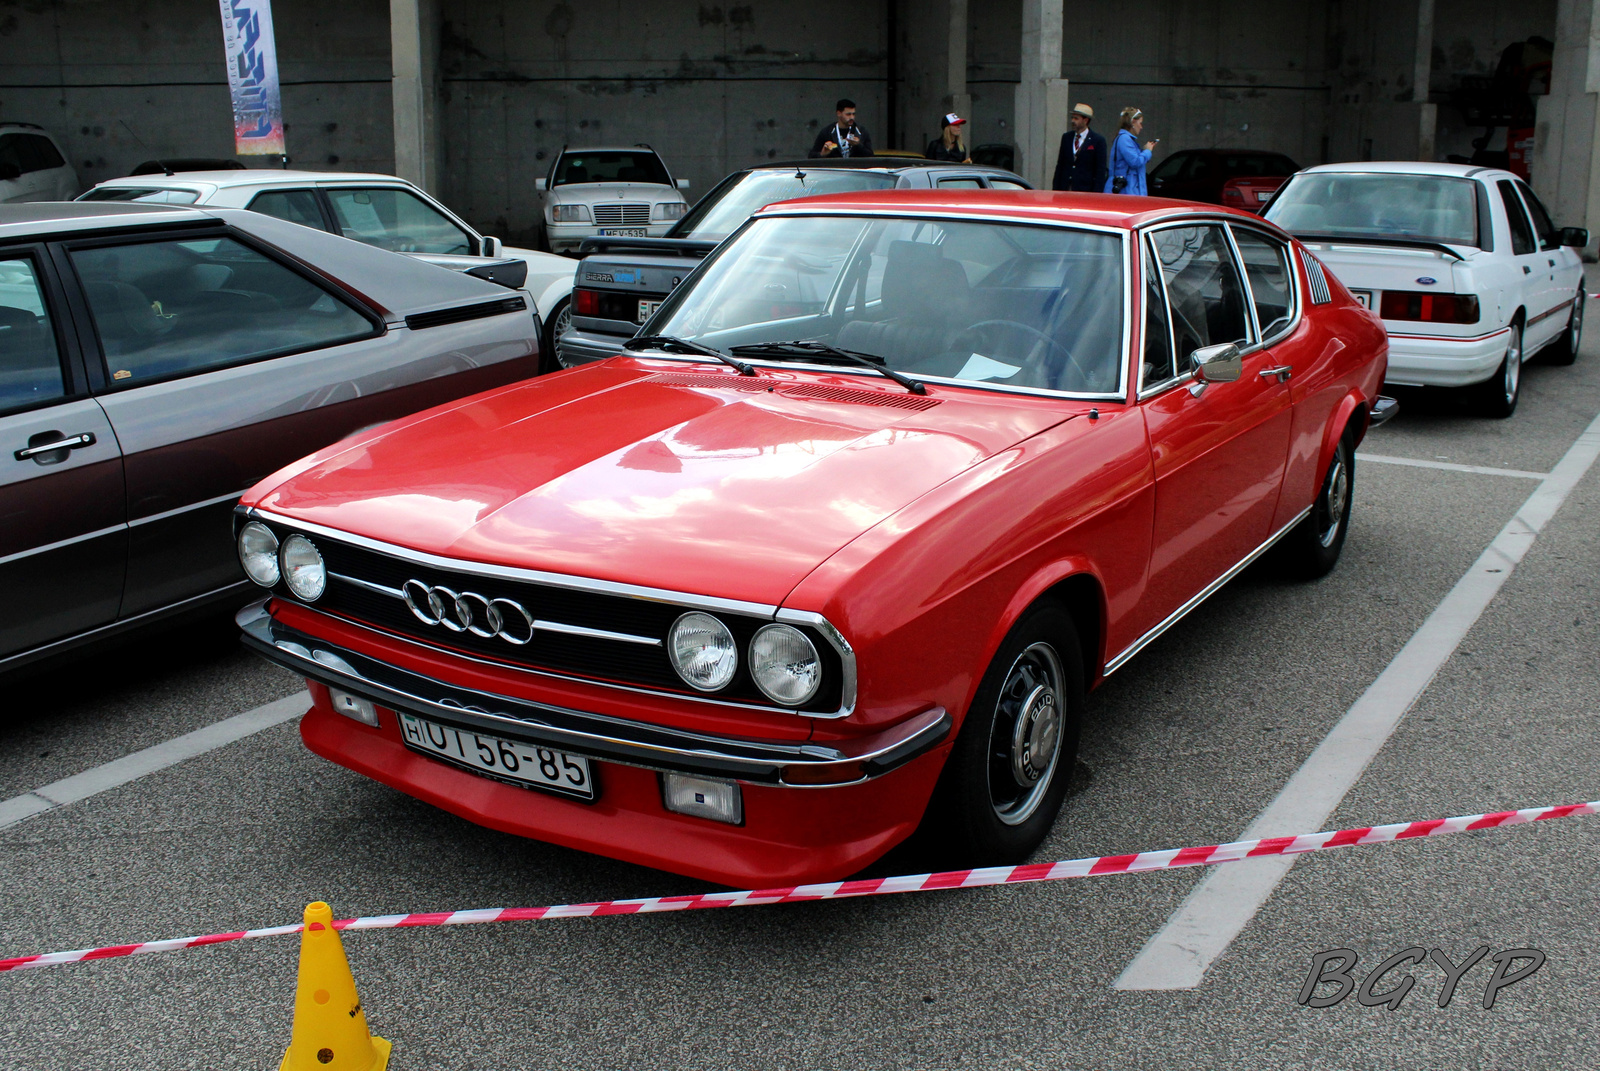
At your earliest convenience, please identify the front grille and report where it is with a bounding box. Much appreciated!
[253,521,844,712]
[591,203,651,227]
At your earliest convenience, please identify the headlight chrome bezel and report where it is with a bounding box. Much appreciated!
[237,521,281,587]
[748,623,823,707]
[551,204,592,223]
[667,611,739,692]
[279,534,327,602]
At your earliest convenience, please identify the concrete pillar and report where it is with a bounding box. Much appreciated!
[390,0,440,191]
[946,0,971,123]
[1413,0,1437,161]
[896,0,971,156]
[1016,0,1068,188]
[1535,0,1600,243]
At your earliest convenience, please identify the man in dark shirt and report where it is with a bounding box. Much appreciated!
[1051,103,1107,192]
[809,99,875,159]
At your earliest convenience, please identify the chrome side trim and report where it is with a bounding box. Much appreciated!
[239,600,945,784]
[0,521,127,567]
[0,579,253,671]
[250,508,857,718]
[129,489,249,528]
[1102,505,1312,676]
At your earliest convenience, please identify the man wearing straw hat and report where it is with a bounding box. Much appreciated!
[1051,103,1107,193]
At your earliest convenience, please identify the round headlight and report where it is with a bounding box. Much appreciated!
[749,624,822,706]
[238,522,280,587]
[668,612,738,691]
[279,534,326,602]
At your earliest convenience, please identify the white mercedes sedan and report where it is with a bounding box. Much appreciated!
[1265,161,1587,417]
[533,147,689,253]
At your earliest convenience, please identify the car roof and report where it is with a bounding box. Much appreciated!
[87,169,421,190]
[1296,161,1511,180]
[1164,148,1297,159]
[0,201,209,240]
[752,188,1269,229]
[556,147,664,155]
[745,158,1013,174]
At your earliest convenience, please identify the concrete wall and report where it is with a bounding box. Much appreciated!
[0,0,393,185]
[1430,0,1557,162]
[436,1,889,244]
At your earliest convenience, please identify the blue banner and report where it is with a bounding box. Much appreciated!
[218,0,285,155]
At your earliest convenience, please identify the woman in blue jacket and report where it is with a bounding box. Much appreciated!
[1105,107,1156,195]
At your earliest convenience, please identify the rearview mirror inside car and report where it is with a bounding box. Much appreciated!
[1560,226,1589,248]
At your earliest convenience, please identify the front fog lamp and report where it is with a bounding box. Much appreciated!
[668,611,737,691]
[279,534,326,602]
[749,624,822,706]
[237,521,280,587]
[661,772,743,825]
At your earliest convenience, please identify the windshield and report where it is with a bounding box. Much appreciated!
[1265,172,1480,247]
[79,187,201,204]
[649,214,1126,395]
[672,169,898,240]
[552,151,671,187]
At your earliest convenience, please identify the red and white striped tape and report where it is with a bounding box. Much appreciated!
[4,799,1595,973]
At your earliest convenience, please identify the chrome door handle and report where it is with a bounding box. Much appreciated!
[1259,365,1293,382]
[14,431,96,460]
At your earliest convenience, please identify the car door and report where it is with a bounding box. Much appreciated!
[0,246,126,660]
[1138,222,1293,625]
[63,224,386,617]
[1495,179,1548,343]
[1514,179,1578,348]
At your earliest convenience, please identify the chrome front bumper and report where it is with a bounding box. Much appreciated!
[1369,395,1400,428]
[237,600,949,787]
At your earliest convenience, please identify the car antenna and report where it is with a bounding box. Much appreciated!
[118,120,172,176]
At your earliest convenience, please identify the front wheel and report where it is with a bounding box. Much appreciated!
[1543,291,1584,366]
[1274,433,1354,580]
[924,605,1084,867]
[1474,323,1522,418]
[539,296,571,375]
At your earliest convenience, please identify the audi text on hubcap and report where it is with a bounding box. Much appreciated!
[988,641,1066,826]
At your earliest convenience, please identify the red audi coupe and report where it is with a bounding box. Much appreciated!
[234,190,1391,886]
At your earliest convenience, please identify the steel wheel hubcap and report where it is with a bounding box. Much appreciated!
[552,304,573,367]
[1573,297,1585,349]
[1318,451,1348,547]
[1504,330,1522,403]
[988,642,1066,826]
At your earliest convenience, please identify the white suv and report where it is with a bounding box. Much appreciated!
[1265,161,1587,417]
[534,146,689,253]
[0,124,78,202]
[79,169,576,367]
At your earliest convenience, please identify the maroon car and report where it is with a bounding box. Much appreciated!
[1148,149,1299,205]
[0,202,541,671]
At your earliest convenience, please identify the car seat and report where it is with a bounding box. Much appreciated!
[0,305,61,407]
[836,241,969,364]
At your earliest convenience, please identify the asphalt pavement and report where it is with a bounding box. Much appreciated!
[4,309,1599,1069]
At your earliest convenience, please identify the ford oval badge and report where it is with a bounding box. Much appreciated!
[1416,276,1437,285]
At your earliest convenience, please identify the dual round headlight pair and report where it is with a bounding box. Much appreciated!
[668,612,823,707]
[238,521,326,602]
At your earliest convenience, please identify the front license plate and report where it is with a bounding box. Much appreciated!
[602,228,648,237]
[398,712,595,800]
[1351,290,1373,309]
[637,299,661,324]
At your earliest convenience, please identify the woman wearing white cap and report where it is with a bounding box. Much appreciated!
[925,113,973,163]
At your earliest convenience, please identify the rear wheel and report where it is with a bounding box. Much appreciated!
[1543,290,1584,366]
[539,297,571,375]
[1474,323,1522,418]
[925,605,1083,867]
[1274,433,1354,580]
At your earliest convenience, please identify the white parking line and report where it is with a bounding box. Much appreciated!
[1356,453,1549,479]
[1116,409,1600,991]
[0,691,309,832]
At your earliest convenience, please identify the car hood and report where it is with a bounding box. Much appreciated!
[248,361,1073,606]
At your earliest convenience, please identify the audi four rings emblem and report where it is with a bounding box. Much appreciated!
[402,579,535,645]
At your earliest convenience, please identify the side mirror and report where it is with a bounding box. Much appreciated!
[676,178,691,190]
[0,162,20,182]
[1560,226,1589,248]
[534,178,547,192]
[480,235,503,257]
[1188,342,1242,396]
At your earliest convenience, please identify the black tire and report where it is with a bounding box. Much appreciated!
[539,296,571,375]
[1275,432,1354,580]
[1543,291,1584,366]
[1474,322,1522,418]
[924,604,1084,868]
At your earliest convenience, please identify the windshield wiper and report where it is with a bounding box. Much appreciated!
[625,335,758,376]
[728,340,927,395]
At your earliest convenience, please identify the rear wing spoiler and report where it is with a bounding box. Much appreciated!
[1289,233,1468,262]
[576,236,719,257]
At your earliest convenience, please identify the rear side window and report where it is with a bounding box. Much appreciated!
[938,177,983,188]
[22,135,65,172]
[1149,224,1252,371]
[989,178,1029,190]
[1230,227,1295,339]
[248,189,326,228]
[0,256,65,413]
[324,188,472,255]
[1498,180,1536,255]
[71,235,375,385]
[1515,180,1559,251]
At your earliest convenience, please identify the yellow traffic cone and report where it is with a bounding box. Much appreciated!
[279,902,391,1071]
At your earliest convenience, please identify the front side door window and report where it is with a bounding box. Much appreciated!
[323,187,474,254]
[1148,224,1252,374]
[0,254,66,414]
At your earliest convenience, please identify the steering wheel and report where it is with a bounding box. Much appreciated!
[952,319,1095,391]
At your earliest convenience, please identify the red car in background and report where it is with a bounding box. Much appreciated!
[1149,149,1299,205]
[1222,174,1290,213]
[234,190,1391,887]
